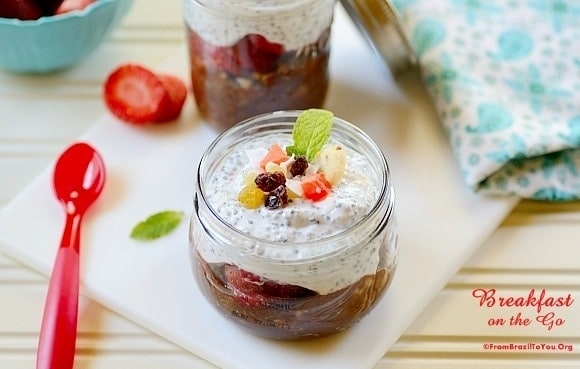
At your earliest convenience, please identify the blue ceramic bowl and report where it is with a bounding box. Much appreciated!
[0,0,133,73]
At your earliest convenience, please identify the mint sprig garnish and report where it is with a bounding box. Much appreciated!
[130,210,183,241]
[286,109,334,161]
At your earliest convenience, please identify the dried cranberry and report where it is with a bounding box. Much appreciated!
[265,185,288,209]
[254,171,286,192]
[289,156,308,177]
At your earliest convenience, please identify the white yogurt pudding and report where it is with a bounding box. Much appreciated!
[183,0,336,49]
[198,134,387,294]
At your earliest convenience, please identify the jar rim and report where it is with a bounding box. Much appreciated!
[195,110,395,262]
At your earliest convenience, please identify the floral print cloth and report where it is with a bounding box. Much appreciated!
[393,0,580,201]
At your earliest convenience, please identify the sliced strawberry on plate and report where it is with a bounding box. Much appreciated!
[103,64,170,124]
[301,173,332,202]
[259,143,289,169]
[0,0,42,20]
[154,74,188,123]
[55,0,95,14]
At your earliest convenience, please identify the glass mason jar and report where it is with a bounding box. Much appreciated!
[182,0,336,131]
[189,111,398,340]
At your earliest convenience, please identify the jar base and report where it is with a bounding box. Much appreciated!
[194,252,392,340]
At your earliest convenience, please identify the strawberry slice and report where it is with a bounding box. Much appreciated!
[55,0,95,14]
[104,64,170,124]
[0,0,42,20]
[224,265,315,306]
[301,173,332,202]
[154,74,188,123]
[38,0,65,15]
[244,34,285,74]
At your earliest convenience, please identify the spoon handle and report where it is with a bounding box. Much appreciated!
[36,219,80,369]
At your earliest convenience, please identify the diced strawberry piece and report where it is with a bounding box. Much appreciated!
[0,0,42,20]
[301,173,332,202]
[154,74,188,123]
[55,0,95,14]
[103,64,170,124]
[224,265,315,306]
[259,143,289,169]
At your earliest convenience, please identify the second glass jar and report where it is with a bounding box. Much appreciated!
[183,0,336,131]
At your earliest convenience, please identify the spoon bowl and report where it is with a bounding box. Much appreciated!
[37,142,105,369]
[53,142,106,225]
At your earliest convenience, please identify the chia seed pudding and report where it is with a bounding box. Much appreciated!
[183,0,336,130]
[190,110,398,339]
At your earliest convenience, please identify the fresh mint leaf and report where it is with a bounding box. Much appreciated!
[130,210,183,241]
[286,109,334,161]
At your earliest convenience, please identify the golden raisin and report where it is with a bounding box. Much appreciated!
[238,183,265,209]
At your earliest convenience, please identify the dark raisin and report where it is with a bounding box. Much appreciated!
[265,185,288,209]
[254,171,286,192]
[289,156,308,177]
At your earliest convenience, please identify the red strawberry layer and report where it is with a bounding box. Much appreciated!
[38,0,65,15]
[155,75,188,123]
[210,33,285,75]
[0,0,95,19]
[54,0,96,15]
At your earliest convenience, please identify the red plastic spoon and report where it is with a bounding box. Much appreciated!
[37,142,106,369]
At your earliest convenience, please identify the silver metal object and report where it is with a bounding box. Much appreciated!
[340,0,417,77]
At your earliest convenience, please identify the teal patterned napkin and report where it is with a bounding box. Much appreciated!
[393,0,580,201]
